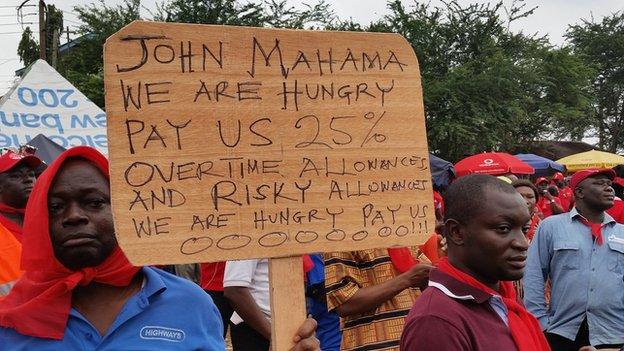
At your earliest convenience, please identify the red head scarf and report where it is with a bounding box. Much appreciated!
[0,146,140,340]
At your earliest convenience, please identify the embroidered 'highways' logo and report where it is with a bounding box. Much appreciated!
[140,326,186,342]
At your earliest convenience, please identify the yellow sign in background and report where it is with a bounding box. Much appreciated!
[104,21,433,266]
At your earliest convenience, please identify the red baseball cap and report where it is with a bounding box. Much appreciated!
[0,150,42,174]
[552,172,564,181]
[569,168,616,190]
[535,177,548,185]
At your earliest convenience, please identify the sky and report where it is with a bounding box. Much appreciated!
[0,0,622,96]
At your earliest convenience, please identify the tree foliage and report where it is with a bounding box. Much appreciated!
[16,5,64,67]
[566,12,624,152]
[17,27,39,67]
[357,0,594,161]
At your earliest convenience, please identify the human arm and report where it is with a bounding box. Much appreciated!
[224,286,272,339]
[223,260,271,340]
[523,223,552,329]
[542,191,564,214]
[327,256,432,317]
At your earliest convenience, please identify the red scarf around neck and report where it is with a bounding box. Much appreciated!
[0,147,140,340]
[576,215,605,245]
[437,257,550,351]
[0,203,26,241]
[388,247,419,273]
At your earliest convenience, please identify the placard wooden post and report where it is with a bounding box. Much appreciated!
[104,21,434,350]
[269,256,306,350]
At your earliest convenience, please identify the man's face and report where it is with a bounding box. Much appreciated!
[555,180,565,189]
[537,181,548,192]
[48,159,117,271]
[576,174,615,211]
[459,189,531,284]
[0,163,36,208]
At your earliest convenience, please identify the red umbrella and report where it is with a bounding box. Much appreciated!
[455,152,534,177]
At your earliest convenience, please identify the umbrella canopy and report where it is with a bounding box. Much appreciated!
[25,134,66,165]
[455,152,534,177]
[429,153,455,188]
[557,150,624,172]
[515,153,565,177]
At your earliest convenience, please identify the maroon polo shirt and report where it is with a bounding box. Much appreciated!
[400,269,517,351]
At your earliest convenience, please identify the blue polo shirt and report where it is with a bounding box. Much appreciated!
[0,267,225,350]
[524,208,624,346]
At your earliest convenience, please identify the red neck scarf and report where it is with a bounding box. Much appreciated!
[575,215,605,245]
[437,258,550,351]
[0,203,26,241]
[0,147,140,340]
[388,247,419,273]
[0,203,25,215]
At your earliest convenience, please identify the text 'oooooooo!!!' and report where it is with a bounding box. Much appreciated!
[104,21,433,265]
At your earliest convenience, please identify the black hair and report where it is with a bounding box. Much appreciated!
[511,179,539,200]
[444,174,518,224]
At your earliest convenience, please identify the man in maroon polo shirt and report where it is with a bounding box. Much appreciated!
[400,175,550,351]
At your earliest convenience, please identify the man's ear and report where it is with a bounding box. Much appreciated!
[444,218,466,246]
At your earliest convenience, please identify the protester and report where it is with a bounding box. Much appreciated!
[305,254,341,351]
[0,150,41,239]
[524,169,624,351]
[0,150,41,296]
[512,179,541,242]
[552,172,573,211]
[400,174,550,351]
[224,258,271,351]
[324,246,432,350]
[0,146,320,351]
[535,177,564,218]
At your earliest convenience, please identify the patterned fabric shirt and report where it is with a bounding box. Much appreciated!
[324,247,428,351]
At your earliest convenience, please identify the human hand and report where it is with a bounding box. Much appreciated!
[403,263,434,290]
[289,317,320,351]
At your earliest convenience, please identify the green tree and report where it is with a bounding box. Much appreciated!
[355,0,595,161]
[17,27,39,67]
[16,5,63,68]
[567,12,624,152]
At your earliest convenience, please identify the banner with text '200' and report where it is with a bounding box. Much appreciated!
[104,21,434,265]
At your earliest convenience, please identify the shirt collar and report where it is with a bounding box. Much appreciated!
[428,269,493,304]
[140,266,168,300]
[569,207,616,225]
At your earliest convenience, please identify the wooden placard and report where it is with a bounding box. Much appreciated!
[104,21,434,266]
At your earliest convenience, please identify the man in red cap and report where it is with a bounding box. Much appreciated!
[0,150,41,239]
[552,172,573,211]
[525,168,624,350]
[0,150,41,296]
[535,177,564,218]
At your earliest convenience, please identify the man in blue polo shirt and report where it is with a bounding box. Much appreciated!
[525,168,624,351]
[0,147,319,350]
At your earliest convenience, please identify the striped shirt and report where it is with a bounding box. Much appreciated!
[324,248,428,351]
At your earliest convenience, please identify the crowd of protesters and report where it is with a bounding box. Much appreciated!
[0,145,623,351]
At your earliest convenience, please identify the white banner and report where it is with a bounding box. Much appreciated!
[0,59,107,155]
